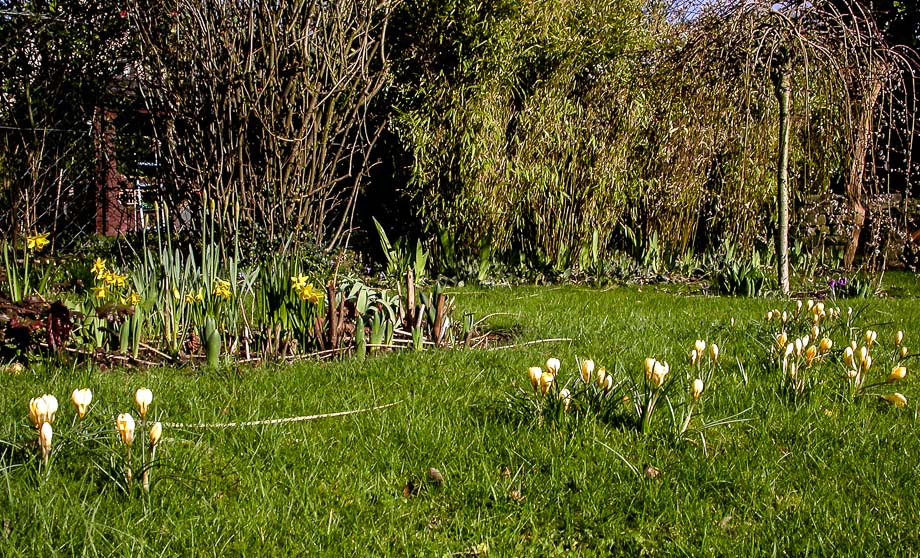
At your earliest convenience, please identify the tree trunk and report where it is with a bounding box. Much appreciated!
[843,77,884,269]
[773,68,791,295]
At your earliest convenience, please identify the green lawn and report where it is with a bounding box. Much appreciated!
[2,275,920,556]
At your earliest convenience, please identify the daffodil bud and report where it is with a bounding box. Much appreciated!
[545,358,561,375]
[819,337,833,353]
[895,330,904,346]
[694,340,706,354]
[691,378,704,401]
[149,422,163,446]
[709,343,719,362]
[882,393,907,408]
[528,367,542,392]
[71,388,92,419]
[39,422,52,462]
[134,388,153,419]
[888,366,907,383]
[116,413,136,446]
[580,359,594,384]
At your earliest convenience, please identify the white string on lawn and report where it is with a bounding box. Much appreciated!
[161,400,402,429]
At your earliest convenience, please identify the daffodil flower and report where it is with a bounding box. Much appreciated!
[91,257,107,278]
[92,285,108,300]
[26,232,50,252]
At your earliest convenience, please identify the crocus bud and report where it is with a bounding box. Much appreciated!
[805,345,817,366]
[39,422,52,463]
[545,358,560,375]
[603,374,614,393]
[776,333,788,349]
[29,397,48,429]
[818,337,833,353]
[865,330,877,347]
[694,340,706,354]
[796,300,803,313]
[901,346,909,358]
[812,325,820,339]
[558,389,571,411]
[782,311,788,323]
[785,343,794,359]
[539,372,554,396]
[71,388,92,419]
[709,343,719,362]
[149,422,163,446]
[528,367,542,392]
[864,355,873,370]
[794,339,803,357]
[858,346,868,366]
[843,346,854,369]
[43,395,58,423]
[644,358,657,381]
[766,310,774,322]
[882,393,907,408]
[651,361,669,388]
[850,340,857,352]
[596,367,608,388]
[691,378,704,401]
[580,359,594,384]
[888,366,907,383]
[690,349,699,367]
[895,330,904,346]
[116,413,136,446]
[134,388,153,419]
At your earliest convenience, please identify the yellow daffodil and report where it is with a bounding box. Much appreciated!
[26,232,50,252]
[71,388,92,419]
[296,283,322,304]
[91,257,107,278]
[213,279,232,300]
[114,273,128,289]
[116,413,136,446]
[92,285,107,300]
[580,359,594,384]
[134,388,153,419]
[291,275,309,290]
[545,358,560,376]
[103,271,117,286]
[149,422,163,447]
[882,393,907,408]
[888,366,907,383]
[691,378,704,401]
[127,292,142,306]
[39,422,52,463]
